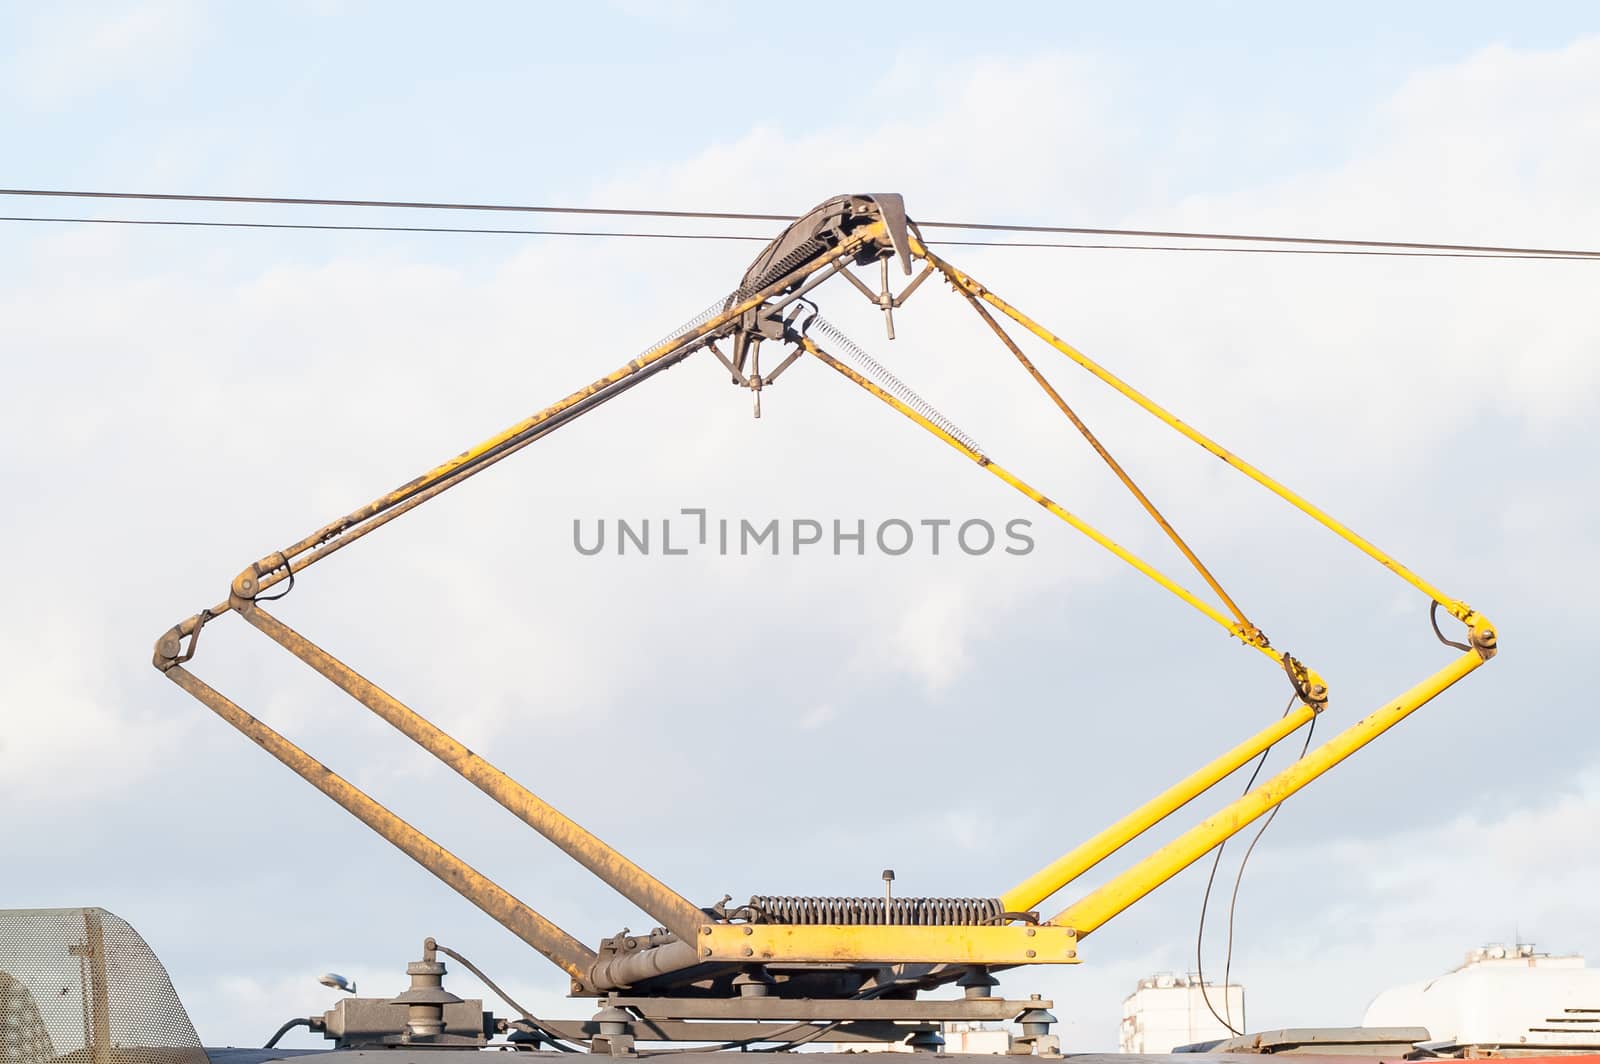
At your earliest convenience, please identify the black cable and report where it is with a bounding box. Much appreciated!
[0,215,768,241]
[1431,600,1473,651]
[1194,694,1316,1037]
[262,1017,310,1049]
[6,187,1600,259]
[929,239,1600,261]
[922,220,1600,258]
[1219,712,1318,1033]
[252,553,295,602]
[5,215,1596,261]
[431,942,585,1052]
[0,187,793,223]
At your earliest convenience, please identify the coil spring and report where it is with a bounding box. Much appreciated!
[746,895,1005,926]
[630,238,834,367]
[806,315,984,456]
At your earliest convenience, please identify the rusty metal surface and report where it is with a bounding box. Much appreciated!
[161,666,599,987]
[239,605,709,947]
[609,995,1052,1021]
[538,1018,928,1044]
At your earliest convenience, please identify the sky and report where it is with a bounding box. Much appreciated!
[3,0,1600,1054]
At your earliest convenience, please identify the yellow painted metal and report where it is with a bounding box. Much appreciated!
[915,239,1473,622]
[799,336,1285,667]
[1050,621,1495,937]
[162,663,600,985]
[1000,701,1317,913]
[954,283,1263,646]
[699,924,1080,965]
[238,604,711,945]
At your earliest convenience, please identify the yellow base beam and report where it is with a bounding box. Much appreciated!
[698,924,1080,965]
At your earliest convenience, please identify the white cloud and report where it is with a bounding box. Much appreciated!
[8,1,205,109]
[797,703,836,730]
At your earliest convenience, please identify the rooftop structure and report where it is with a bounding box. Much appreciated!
[1121,973,1245,1054]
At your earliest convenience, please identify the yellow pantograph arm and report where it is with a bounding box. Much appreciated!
[1051,621,1494,937]
[915,239,1473,623]
[797,335,1302,678]
[999,701,1317,914]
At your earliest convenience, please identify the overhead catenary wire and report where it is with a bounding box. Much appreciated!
[5,186,1600,259]
[0,215,771,241]
[4,214,1598,261]
[0,186,794,223]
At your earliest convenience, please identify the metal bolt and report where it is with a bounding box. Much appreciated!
[743,926,753,936]
[742,947,753,957]
[1066,950,1077,959]
[1025,927,1036,937]
[1025,949,1036,959]
[701,927,713,936]
[702,947,712,957]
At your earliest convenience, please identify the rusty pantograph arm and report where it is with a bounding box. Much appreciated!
[153,219,893,986]
[235,604,710,946]
[162,665,599,983]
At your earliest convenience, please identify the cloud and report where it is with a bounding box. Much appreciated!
[797,703,836,730]
[3,32,1598,1054]
[7,1,205,109]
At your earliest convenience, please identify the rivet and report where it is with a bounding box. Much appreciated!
[743,926,753,936]
[1025,949,1036,959]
